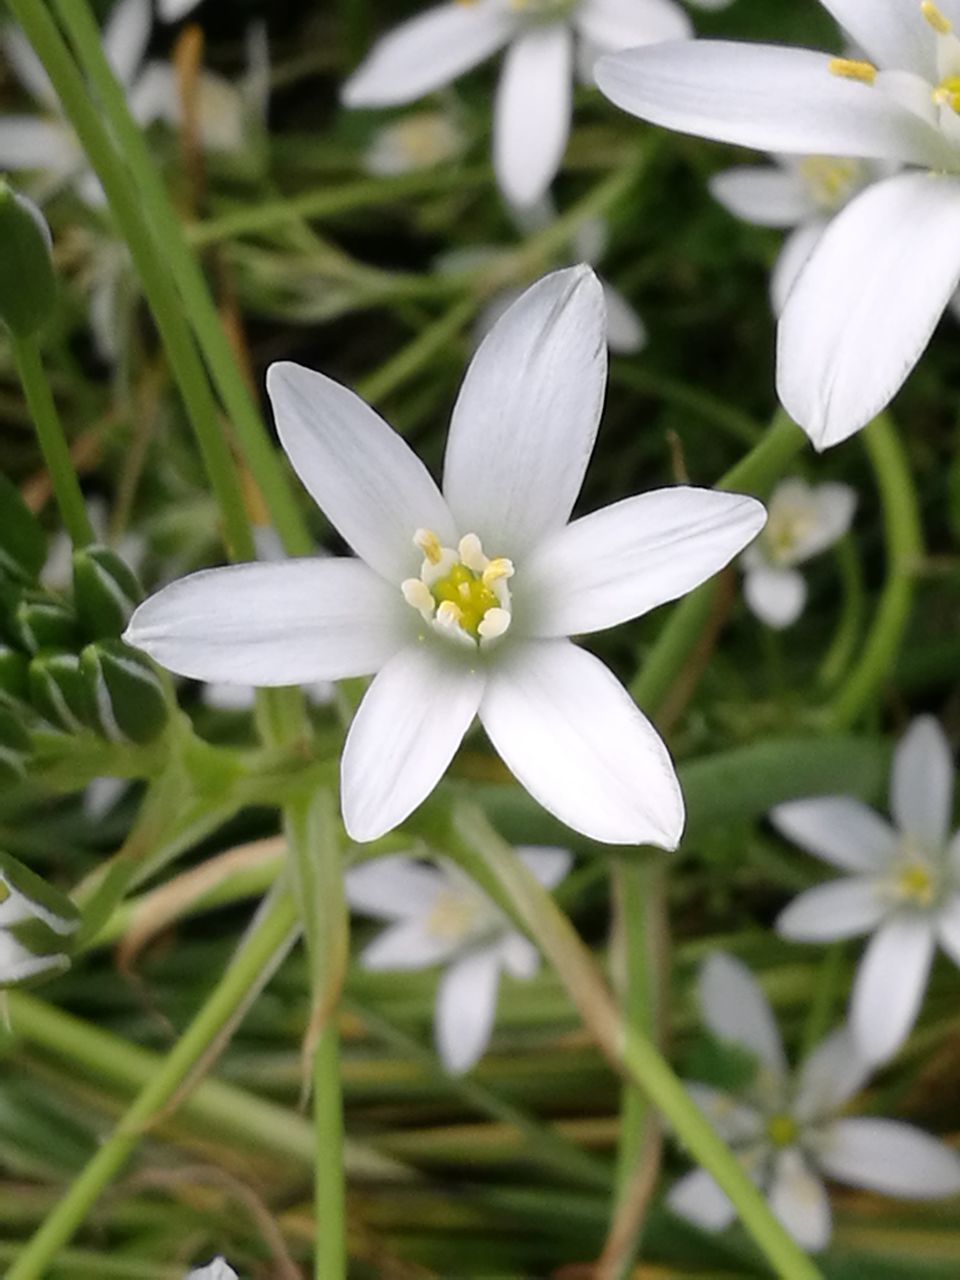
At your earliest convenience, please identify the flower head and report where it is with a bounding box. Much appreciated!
[364,109,466,176]
[346,847,570,1072]
[773,716,960,1063]
[670,952,960,1250]
[125,267,765,846]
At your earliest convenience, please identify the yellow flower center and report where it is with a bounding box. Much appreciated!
[510,0,579,20]
[895,861,936,906]
[402,530,513,646]
[761,503,818,566]
[425,889,486,942]
[796,156,863,209]
[934,74,960,112]
[765,1113,798,1148]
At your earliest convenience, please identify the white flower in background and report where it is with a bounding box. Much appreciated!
[364,109,466,177]
[125,267,766,846]
[184,1261,237,1280]
[161,0,203,21]
[346,848,570,1072]
[669,952,960,1250]
[595,0,960,450]
[773,717,960,1065]
[341,0,709,207]
[740,478,856,628]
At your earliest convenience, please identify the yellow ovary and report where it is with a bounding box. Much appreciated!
[403,530,514,644]
[765,1113,799,1148]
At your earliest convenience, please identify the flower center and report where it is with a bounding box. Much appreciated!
[425,888,487,942]
[402,530,513,646]
[894,860,937,906]
[760,503,818,566]
[509,0,579,23]
[796,156,864,210]
[765,1113,798,1148]
[391,114,462,167]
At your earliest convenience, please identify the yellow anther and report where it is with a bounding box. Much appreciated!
[414,527,443,565]
[436,600,463,627]
[482,557,515,586]
[478,607,510,640]
[766,1114,799,1148]
[896,862,935,906]
[923,1,952,34]
[934,74,960,110]
[458,532,487,572]
[401,578,434,616]
[828,57,877,85]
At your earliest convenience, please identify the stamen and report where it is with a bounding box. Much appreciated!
[828,57,877,85]
[401,578,435,617]
[436,600,463,628]
[458,533,487,572]
[414,528,443,565]
[482,557,514,586]
[478,607,510,640]
[923,1,952,34]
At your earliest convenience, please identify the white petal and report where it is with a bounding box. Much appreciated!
[818,0,940,79]
[201,682,255,711]
[770,798,899,873]
[776,877,887,942]
[794,1027,872,1123]
[890,716,954,851]
[478,639,683,847]
[442,267,607,559]
[341,2,514,107]
[792,483,858,560]
[523,487,766,638]
[267,362,457,583]
[667,1168,736,1232]
[771,221,827,316]
[124,559,407,684]
[743,564,807,629]
[359,917,458,970]
[601,281,647,354]
[850,915,935,1062]
[936,894,960,967]
[577,0,691,55]
[778,172,960,451]
[769,1150,831,1251]
[341,644,485,842]
[127,62,179,128]
[345,855,444,921]
[103,0,151,88]
[819,1118,960,1198]
[185,1259,238,1280]
[494,23,572,208]
[0,932,62,985]
[1,28,57,108]
[594,42,949,168]
[699,951,785,1078]
[709,165,815,228]
[497,932,540,979]
[83,776,127,821]
[515,846,572,890]
[686,1083,763,1144]
[435,946,503,1073]
[0,117,78,173]
[159,0,202,19]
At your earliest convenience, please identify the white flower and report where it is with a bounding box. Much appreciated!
[773,717,960,1064]
[184,1260,237,1280]
[341,0,698,207]
[364,109,466,176]
[595,1,960,450]
[124,267,766,846]
[346,848,570,1072]
[161,0,203,21]
[0,861,79,986]
[740,478,856,628]
[669,952,960,1250]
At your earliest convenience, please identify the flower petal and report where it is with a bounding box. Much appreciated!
[124,559,408,684]
[478,639,683,847]
[709,165,815,228]
[770,1150,832,1251]
[794,1027,872,1123]
[778,172,960,451]
[743,564,806,629]
[776,877,887,942]
[818,0,941,79]
[341,644,485,842]
[267,361,457,583]
[936,893,960,967]
[159,0,202,19]
[771,220,827,316]
[686,1082,763,1144]
[345,855,444,921]
[0,117,78,173]
[699,951,786,1078]
[435,946,503,1073]
[600,280,647,354]
[819,1118,960,1198]
[497,932,540,979]
[358,917,459,970]
[1,28,57,108]
[790,482,858,561]
[494,23,572,209]
[850,915,935,1062]
[103,0,151,88]
[594,42,948,167]
[770,797,898,872]
[523,487,766,638]
[515,846,572,890]
[890,716,954,851]
[577,0,691,55]
[185,1259,238,1280]
[442,266,607,559]
[667,1168,736,1232]
[341,2,514,108]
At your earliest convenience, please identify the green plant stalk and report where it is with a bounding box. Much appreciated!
[356,296,478,405]
[10,332,94,546]
[313,1023,347,1280]
[53,0,313,558]
[8,0,254,562]
[5,889,299,1280]
[817,536,866,691]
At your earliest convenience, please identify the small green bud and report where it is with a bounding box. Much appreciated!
[0,473,45,583]
[0,850,79,987]
[73,544,144,641]
[10,595,78,654]
[80,640,168,744]
[0,182,57,339]
[0,645,29,702]
[0,704,29,786]
[28,650,89,733]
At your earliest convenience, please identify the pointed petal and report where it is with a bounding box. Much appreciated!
[776,877,887,942]
[667,1168,736,1232]
[158,0,202,19]
[0,117,78,173]
[795,1027,872,1122]
[1,28,57,108]
[103,0,152,87]
[185,1259,238,1280]
[700,951,786,1077]
[267,362,457,583]
[601,281,647,354]
[778,173,960,451]
[770,1150,831,1251]
[515,846,572,890]
[819,1118,960,1198]
[442,267,607,558]
[594,42,948,167]
[523,487,765,638]
[850,915,935,1062]
[743,564,807,629]
[497,932,540,979]
[891,716,954,851]
[818,0,941,79]
[345,855,443,921]
[359,917,459,970]
[493,23,572,209]
[124,559,407,684]
[341,644,485,842]
[479,639,683,847]
[341,2,514,108]
[788,483,858,561]
[577,0,690,52]
[936,894,960,967]
[709,165,814,228]
[435,946,502,1073]
[771,221,827,316]
[770,798,899,872]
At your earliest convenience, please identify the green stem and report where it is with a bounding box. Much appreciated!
[816,536,866,691]
[356,296,477,406]
[10,333,94,546]
[6,888,299,1280]
[313,1023,347,1280]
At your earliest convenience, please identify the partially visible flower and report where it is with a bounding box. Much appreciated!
[184,1260,237,1280]
[669,952,960,1250]
[161,0,203,21]
[740,478,856,628]
[346,848,570,1072]
[773,717,960,1064]
[0,853,79,986]
[364,109,466,176]
[125,267,767,847]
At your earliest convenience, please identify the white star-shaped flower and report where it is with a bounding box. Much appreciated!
[740,477,856,628]
[773,716,960,1063]
[363,108,467,177]
[669,952,960,1250]
[184,1260,237,1280]
[595,0,960,450]
[346,847,570,1072]
[125,267,765,846]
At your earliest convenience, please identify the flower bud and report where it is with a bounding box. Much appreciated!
[28,650,89,733]
[0,182,57,339]
[80,640,168,744]
[9,594,78,655]
[0,850,79,987]
[0,473,45,584]
[72,544,144,641]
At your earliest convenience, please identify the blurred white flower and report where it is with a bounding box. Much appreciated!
[161,0,203,21]
[740,477,856,628]
[0,859,79,986]
[341,0,699,207]
[364,109,466,176]
[184,1260,237,1280]
[125,267,766,846]
[773,717,960,1064]
[669,952,960,1250]
[595,1,960,450]
[346,848,570,1072]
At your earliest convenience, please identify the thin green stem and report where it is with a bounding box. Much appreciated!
[356,295,477,406]
[817,535,866,692]
[10,333,94,546]
[313,1023,347,1280]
